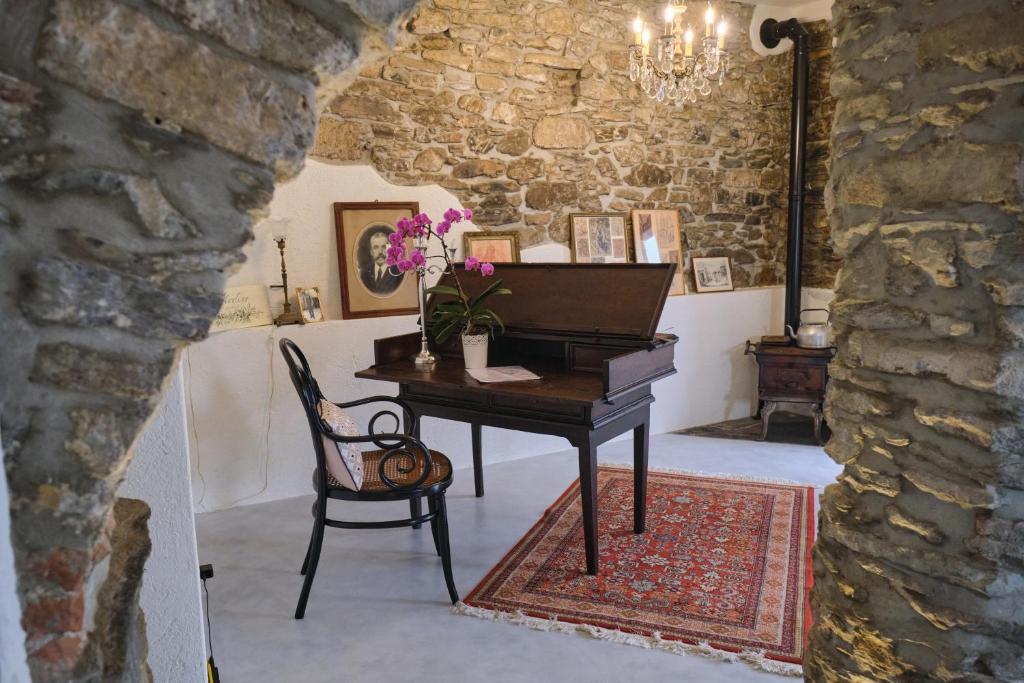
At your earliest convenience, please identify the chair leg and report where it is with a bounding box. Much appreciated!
[295,501,326,619]
[300,528,313,576]
[427,495,441,557]
[300,501,316,575]
[410,497,423,530]
[435,493,459,604]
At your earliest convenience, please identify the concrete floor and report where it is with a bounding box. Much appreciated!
[196,433,841,683]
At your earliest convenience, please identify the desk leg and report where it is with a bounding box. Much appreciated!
[471,423,484,498]
[405,412,422,530]
[633,420,649,534]
[578,438,599,575]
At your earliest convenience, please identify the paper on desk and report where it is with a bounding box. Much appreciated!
[465,366,541,383]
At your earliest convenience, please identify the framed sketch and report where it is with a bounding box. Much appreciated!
[463,231,520,263]
[569,213,631,264]
[631,209,685,296]
[692,256,734,293]
[209,285,273,332]
[296,286,326,322]
[334,201,419,319]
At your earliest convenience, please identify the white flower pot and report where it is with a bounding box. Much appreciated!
[461,332,489,369]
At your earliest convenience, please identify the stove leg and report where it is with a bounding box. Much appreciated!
[811,402,825,446]
[759,401,778,441]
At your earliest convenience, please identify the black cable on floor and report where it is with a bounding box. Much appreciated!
[202,574,220,683]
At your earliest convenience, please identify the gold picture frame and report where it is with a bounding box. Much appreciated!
[569,213,631,264]
[334,202,419,319]
[631,209,685,296]
[463,231,521,263]
[295,286,327,322]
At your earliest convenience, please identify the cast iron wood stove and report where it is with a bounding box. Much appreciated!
[745,17,835,446]
[745,341,834,445]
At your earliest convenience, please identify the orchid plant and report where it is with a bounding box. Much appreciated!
[387,208,510,344]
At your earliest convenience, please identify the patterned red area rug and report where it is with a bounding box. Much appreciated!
[456,466,814,675]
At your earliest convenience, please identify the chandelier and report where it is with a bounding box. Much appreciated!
[628,2,729,105]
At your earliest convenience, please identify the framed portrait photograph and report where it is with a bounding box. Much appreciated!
[692,256,735,293]
[569,213,631,264]
[334,201,419,319]
[296,286,326,322]
[631,209,685,296]
[463,231,520,263]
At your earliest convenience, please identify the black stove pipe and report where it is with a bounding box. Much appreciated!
[760,18,810,337]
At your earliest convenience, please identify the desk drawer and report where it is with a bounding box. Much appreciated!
[491,394,586,419]
[404,383,489,408]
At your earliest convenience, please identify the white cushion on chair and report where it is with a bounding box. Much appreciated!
[316,399,364,491]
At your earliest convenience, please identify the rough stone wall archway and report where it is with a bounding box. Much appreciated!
[807,0,1024,680]
[0,0,419,679]
[3,0,1021,681]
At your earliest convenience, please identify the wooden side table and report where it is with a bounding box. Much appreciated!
[744,341,836,445]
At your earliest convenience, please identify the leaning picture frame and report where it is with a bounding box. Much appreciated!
[630,209,685,295]
[692,256,735,293]
[569,213,631,264]
[463,230,521,263]
[334,201,419,319]
[209,284,273,332]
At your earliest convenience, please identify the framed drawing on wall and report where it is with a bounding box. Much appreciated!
[631,209,685,295]
[463,231,521,263]
[692,256,735,293]
[334,201,419,319]
[569,213,631,264]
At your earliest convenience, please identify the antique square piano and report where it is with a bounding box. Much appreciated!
[355,263,678,574]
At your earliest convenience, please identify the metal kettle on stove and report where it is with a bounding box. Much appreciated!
[786,308,832,348]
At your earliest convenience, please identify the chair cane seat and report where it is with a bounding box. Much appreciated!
[318,448,453,493]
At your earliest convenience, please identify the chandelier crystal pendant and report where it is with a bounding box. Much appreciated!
[628,1,729,105]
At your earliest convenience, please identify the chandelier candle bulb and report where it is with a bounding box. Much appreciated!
[641,28,651,55]
[633,15,643,45]
[684,27,694,56]
[717,20,726,49]
[705,4,714,36]
[663,4,674,35]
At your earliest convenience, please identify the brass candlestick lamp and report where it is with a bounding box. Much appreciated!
[267,219,304,326]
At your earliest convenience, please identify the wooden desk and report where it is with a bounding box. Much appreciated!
[355,358,661,575]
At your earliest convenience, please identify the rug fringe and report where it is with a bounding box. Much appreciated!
[451,601,803,678]
[597,462,810,488]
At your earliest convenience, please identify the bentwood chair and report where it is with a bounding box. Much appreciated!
[279,339,458,619]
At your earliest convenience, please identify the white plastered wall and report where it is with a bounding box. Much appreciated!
[118,364,206,682]
[0,436,30,683]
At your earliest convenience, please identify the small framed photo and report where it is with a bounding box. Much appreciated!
[631,209,684,295]
[692,256,734,293]
[296,286,326,323]
[463,231,520,263]
[569,213,631,264]
[334,201,419,319]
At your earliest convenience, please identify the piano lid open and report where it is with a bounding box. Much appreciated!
[425,262,676,341]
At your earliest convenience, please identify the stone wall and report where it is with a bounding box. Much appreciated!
[0,0,416,680]
[807,0,1024,680]
[313,1,839,290]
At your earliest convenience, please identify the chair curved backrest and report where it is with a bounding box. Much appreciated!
[279,338,331,487]
[279,337,435,494]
